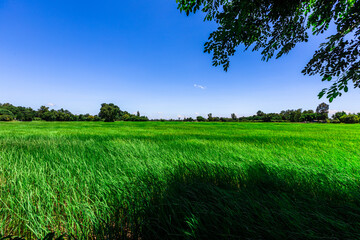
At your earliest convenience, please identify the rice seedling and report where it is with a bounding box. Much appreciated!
[0,121,359,239]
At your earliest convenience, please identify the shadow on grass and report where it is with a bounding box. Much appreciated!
[5,162,359,239]
[94,162,360,240]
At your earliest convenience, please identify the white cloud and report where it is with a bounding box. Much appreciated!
[46,103,55,107]
[194,84,206,90]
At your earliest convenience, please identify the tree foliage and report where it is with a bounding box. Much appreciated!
[176,0,360,101]
[0,108,14,117]
[190,103,335,123]
[0,103,35,121]
[340,114,360,123]
[332,111,347,120]
[0,103,148,122]
[98,103,122,122]
[316,102,330,120]
[197,116,206,121]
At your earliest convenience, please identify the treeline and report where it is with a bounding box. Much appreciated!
[176,103,360,124]
[1,102,359,123]
[0,103,148,122]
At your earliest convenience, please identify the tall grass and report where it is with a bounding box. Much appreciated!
[0,122,359,239]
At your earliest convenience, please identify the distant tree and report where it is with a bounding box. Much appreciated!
[18,108,35,121]
[316,103,330,121]
[262,114,272,122]
[303,110,314,114]
[42,110,57,121]
[279,111,287,121]
[332,111,347,120]
[0,102,147,122]
[281,109,302,122]
[37,106,49,118]
[270,114,283,122]
[0,108,14,117]
[293,109,302,122]
[122,113,131,121]
[93,115,101,121]
[238,116,248,122]
[131,115,149,121]
[197,116,206,122]
[207,113,213,121]
[256,111,265,117]
[0,108,14,121]
[300,112,317,122]
[340,114,360,123]
[261,113,281,122]
[84,114,94,121]
[176,0,360,101]
[141,116,149,121]
[1,105,36,121]
[77,114,85,121]
[220,117,230,122]
[231,113,237,121]
[98,103,121,122]
[0,115,14,121]
[50,108,74,121]
[183,117,195,122]
[300,110,316,122]
[0,103,17,116]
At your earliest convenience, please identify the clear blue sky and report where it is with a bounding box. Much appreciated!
[1,0,359,119]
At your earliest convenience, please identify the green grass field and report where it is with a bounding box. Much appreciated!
[1,121,360,239]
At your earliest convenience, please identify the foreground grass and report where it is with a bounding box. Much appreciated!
[0,121,359,239]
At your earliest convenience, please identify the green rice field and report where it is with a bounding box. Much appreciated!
[1,121,360,239]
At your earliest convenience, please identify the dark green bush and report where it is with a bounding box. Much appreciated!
[0,108,14,117]
[0,115,14,121]
[340,114,360,124]
[196,116,206,122]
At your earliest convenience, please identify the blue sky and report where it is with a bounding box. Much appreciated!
[1,0,359,119]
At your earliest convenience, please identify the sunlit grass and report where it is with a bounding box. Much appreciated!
[0,121,360,239]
